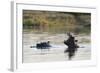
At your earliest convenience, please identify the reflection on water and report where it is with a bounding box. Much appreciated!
[23,29,91,63]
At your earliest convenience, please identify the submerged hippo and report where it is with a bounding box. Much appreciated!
[30,41,51,50]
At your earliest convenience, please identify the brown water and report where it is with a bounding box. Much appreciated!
[23,30,91,63]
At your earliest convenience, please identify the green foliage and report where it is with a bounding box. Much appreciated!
[23,10,91,34]
[23,19,33,25]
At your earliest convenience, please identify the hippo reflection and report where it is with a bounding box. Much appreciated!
[64,33,79,60]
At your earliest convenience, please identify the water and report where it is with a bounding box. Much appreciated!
[23,30,91,63]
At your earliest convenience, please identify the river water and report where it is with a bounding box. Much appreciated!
[23,30,91,63]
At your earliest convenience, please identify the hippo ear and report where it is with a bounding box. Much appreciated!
[75,40,78,42]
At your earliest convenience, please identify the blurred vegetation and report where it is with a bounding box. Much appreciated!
[23,10,91,34]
